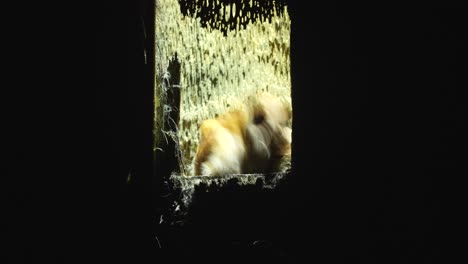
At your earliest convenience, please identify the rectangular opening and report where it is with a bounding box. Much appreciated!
[154,0,292,177]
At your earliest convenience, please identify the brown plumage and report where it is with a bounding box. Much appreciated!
[194,92,291,176]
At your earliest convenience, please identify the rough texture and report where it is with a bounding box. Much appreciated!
[179,0,289,35]
[155,0,291,175]
[162,171,289,225]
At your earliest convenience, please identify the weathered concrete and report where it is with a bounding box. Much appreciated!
[162,172,289,225]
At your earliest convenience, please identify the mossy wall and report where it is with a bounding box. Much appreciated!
[155,0,291,176]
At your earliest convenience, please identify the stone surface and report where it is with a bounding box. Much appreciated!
[163,172,289,225]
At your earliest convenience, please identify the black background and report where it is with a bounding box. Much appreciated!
[6,0,466,263]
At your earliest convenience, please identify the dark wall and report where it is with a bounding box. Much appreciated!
[93,0,466,263]
[95,0,156,262]
[288,1,466,263]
